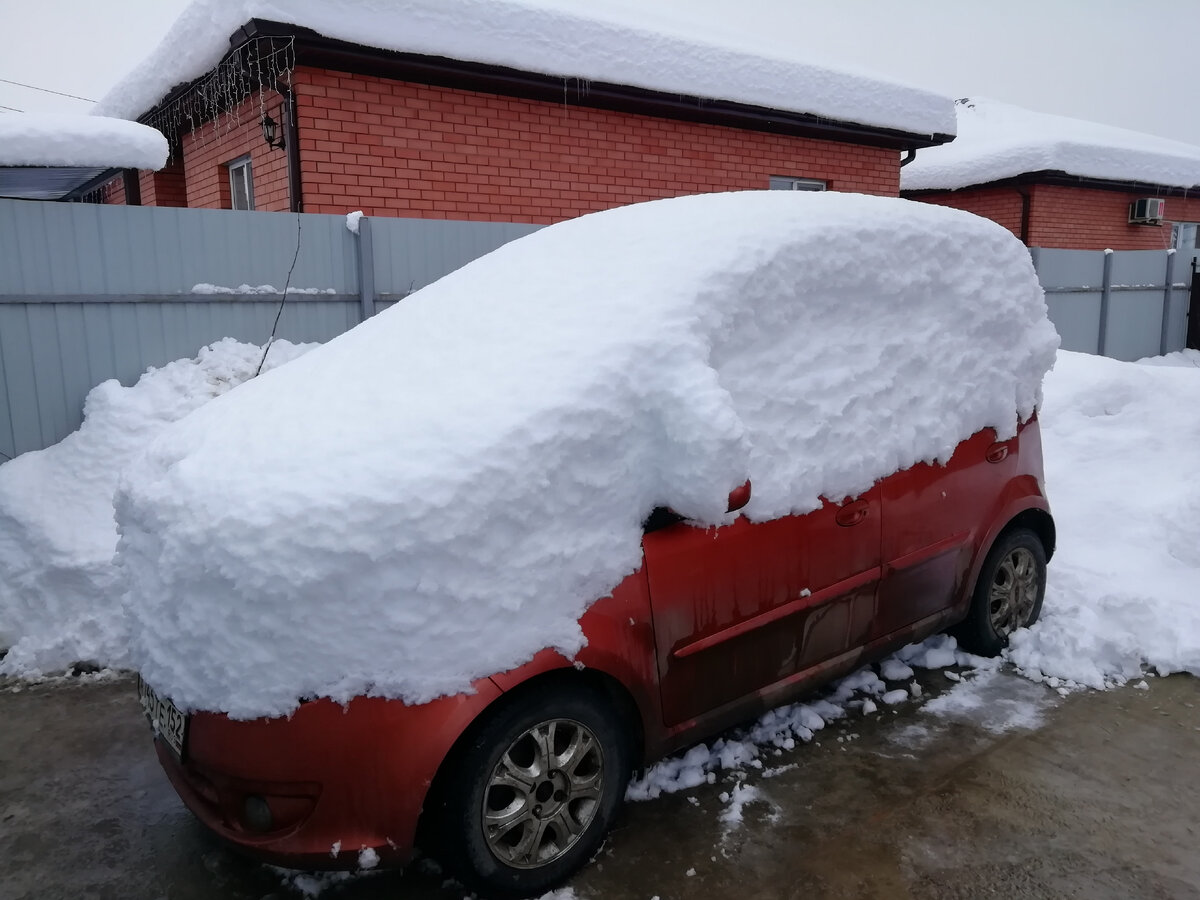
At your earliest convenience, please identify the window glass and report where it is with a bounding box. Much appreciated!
[228,159,254,211]
[769,176,826,191]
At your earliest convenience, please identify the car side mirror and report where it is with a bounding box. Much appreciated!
[727,481,752,513]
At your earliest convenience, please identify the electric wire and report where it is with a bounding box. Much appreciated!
[255,211,303,377]
[0,104,24,112]
[0,78,95,102]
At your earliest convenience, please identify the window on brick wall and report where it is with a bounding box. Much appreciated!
[1171,222,1198,253]
[227,156,255,211]
[769,176,827,191]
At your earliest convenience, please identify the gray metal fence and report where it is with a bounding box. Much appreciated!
[1031,246,1195,361]
[2,196,1195,461]
[0,199,536,460]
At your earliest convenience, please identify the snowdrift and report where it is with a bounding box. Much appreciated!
[0,340,313,676]
[1008,351,1200,686]
[113,191,1057,717]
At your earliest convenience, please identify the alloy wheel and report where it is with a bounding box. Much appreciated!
[987,546,1040,637]
[481,718,604,869]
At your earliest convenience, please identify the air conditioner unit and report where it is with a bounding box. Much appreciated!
[1129,197,1165,225]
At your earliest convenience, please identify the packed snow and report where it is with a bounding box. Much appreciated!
[0,339,314,677]
[108,191,1055,717]
[190,283,336,295]
[345,211,364,235]
[93,0,955,137]
[0,113,168,170]
[902,97,1200,192]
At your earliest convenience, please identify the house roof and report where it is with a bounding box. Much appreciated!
[93,0,956,146]
[0,113,167,200]
[902,98,1200,193]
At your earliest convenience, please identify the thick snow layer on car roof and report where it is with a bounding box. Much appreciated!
[0,114,168,169]
[114,191,1058,718]
[902,98,1200,192]
[93,0,955,137]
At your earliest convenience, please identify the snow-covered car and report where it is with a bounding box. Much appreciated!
[120,191,1059,897]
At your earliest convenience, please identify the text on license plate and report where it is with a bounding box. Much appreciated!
[137,676,188,759]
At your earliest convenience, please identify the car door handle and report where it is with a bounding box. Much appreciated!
[835,499,870,527]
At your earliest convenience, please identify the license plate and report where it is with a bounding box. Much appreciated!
[137,676,188,759]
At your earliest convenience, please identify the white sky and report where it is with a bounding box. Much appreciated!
[1,0,1197,147]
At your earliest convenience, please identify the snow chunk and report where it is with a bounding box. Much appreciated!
[190,283,336,295]
[881,689,909,706]
[879,657,914,681]
[1006,351,1200,687]
[94,0,955,137]
[0,113,168,170]
[0,339,315,676]
[902,97,1200,192]
[345,211,364,234]
[115,191,1057,718]
[356,847,379,870]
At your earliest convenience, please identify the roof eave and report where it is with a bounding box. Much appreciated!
[140,18,954,152]
[903,169,1200,198]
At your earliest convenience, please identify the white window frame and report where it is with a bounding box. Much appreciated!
[227,156,255,211]
[769,176,827,191]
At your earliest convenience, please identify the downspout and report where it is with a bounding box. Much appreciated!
[900,149,916,167]
[122,168,142,206]
[1016,186,1032,245]
[277,78,303,213]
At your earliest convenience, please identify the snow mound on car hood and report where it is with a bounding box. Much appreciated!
[115,191,1059,718]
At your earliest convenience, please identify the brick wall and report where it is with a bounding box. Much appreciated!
[1026,185,1200,250]
[137,158,188,207]
[291,66,900,222]
[911,184,1200,250]
[102,175,127,205]
[908,187,1026,240]
[180,91,292,211]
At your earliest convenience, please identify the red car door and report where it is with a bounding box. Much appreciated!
[875,427,1016,639]
[642,488,882,727]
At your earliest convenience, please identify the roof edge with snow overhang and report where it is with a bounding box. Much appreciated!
[902,98,1200,193]
[93,0,956,150]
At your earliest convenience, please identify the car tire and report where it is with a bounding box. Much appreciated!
[429,682,632,899]
[954,527,1047,657]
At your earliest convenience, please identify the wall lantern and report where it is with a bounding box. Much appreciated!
[260,112,286,150]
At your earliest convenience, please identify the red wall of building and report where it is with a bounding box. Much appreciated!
[909,187,1026,240]
[180,92,292,211]
[912,184,1200,250]
[290,66,900,222]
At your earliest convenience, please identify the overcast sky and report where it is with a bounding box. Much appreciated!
[2,0,1197,147]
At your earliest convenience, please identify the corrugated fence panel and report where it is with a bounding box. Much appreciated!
[1034,249,1105,354]
[370,217,539,296]
[1107,250,1169,362]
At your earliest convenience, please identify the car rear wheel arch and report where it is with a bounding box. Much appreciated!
[1001,507,1055,561]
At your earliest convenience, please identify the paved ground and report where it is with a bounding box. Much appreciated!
[2,670,1198,900]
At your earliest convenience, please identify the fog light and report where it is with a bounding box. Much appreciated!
[243,794,274,833]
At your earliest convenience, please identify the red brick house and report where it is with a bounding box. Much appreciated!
[95,3,956,223]
[902,98,1200,252]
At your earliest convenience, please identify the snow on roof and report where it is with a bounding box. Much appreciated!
[93,0,956,138]
[114,191,1057,717]
[902,98,1200,192]
[0,113,168,170]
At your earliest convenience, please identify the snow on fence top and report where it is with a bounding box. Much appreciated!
[94,0,955,137]
[0,113,168,170]
[116,191,1058,719]
[902,98,1200,192]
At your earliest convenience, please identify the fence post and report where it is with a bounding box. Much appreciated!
[1160,249,1176,356]
[1097,249,1114,357]
[356,216,376,322]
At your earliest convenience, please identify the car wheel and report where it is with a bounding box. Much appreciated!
[955,527,1047,657]
[430,683,631,899]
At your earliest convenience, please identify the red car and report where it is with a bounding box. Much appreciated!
[139,417,1052,896]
